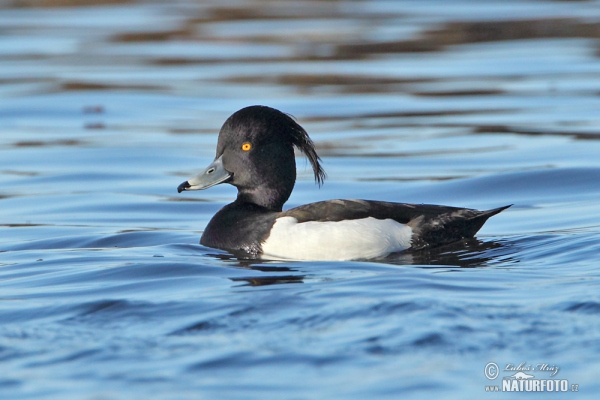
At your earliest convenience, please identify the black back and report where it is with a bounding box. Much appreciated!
[282,199,511,250]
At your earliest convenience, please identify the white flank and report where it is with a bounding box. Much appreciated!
[261,216,412,261]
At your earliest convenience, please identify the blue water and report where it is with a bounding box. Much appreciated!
[2,0,600,398]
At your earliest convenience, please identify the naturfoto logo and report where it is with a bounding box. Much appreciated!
[483,362,579,393]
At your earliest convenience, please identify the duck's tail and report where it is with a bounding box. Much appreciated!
[409,204,511,250]
[463,204,512,237]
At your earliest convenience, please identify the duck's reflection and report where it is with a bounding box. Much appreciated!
[230,275,306,287]
[383,238,516,268]
[207,238,515,286]
[206,252,305,286]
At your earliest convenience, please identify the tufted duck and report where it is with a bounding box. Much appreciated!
[178,105,510,260]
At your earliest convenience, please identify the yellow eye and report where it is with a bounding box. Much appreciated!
[241,142,252,151]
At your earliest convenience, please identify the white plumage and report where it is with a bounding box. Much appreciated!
[261,216,412,261]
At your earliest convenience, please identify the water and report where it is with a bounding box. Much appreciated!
[1,0,600,398]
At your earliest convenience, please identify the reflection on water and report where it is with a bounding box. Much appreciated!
[386,238,514,267]
[2,0,600,399]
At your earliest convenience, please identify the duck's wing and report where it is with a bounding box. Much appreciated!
[282,200,510,250]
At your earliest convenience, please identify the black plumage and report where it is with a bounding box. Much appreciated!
[178,105,510,259]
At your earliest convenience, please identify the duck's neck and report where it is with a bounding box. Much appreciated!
[235,185,292,212]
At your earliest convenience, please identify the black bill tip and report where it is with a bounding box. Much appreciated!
[177,181,190,193]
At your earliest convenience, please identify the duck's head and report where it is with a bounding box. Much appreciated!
[177,105,326,211]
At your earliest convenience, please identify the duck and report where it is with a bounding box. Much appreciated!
[177,105,510,261]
